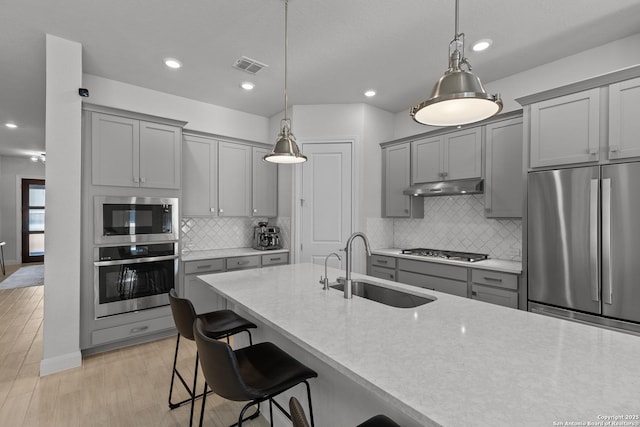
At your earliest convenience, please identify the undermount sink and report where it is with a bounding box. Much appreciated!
[330,280,435,308]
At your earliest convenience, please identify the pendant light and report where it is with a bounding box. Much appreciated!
[264,0,307,164]
[410,0,502,127]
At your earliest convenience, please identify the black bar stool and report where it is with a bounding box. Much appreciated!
[0,241,6,275]
[193,318,318,427]
[289,396,401,427]
[168,289,257,427]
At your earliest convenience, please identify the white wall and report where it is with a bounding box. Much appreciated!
[393,32,640,139]
[41,34,83,376]
[0,156,45,263]
[83,74,270,143]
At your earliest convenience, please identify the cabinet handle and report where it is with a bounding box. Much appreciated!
[130,326,149,334]
[219,208,224,213]
[472,291,478,296]
[210,208,216,213]
[483,276,502,282]
[253,209,258,213]
[404,209,409,214]
[140,177,146,183]
[133,177,139,183]
[197,265,212,269]
[269,257,281,261]
[237,260,249,265]
[377,260,388,264]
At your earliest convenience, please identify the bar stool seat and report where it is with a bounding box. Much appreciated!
[194,318,318,427]
[168,289,257,427]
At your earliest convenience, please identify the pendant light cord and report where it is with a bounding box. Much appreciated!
[283,0,289,123]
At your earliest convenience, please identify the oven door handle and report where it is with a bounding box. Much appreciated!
[94,255,178,267]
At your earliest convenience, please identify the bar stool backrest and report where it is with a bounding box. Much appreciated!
[194,318,259,401]
[168,289,198,340]
[289,397,311,427]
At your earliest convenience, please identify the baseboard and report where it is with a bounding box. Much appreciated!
[40,350,82,376]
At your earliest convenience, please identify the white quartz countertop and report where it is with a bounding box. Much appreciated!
[181,247,289,262]
[198,263,640,427]
[372,248,522,274]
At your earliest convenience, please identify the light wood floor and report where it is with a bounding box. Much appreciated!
[0,264,269,427]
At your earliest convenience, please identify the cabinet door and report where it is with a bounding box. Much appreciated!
[609,77,640,160]
[383,144,412,217]
[411,136,442,183]
[218,142,252,217]
[471,284,518,309]
[183,135,217,216]
[443,127,482,180]
[252,147,278,217]
[92,113,139,187]
[485,118,523,218]
[139,121,181,189]
[530,88,600,168]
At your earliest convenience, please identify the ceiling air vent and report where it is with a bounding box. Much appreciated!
[233,56,268,74]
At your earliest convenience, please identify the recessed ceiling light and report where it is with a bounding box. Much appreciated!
[472,39,493,52]
[164,58,182,69]
[5,123,17,128]
[241,82,255,91]
[364,90,376,97]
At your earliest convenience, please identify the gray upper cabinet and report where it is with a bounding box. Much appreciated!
[608,76,640,160]
[529,88,600,168]
[218,142,252,217]
[485,117,524,218]
[92,112,181,189]
[182,135,217,217]
[411,127,482,183]
[252,147,278,217]
[382,143,423,218]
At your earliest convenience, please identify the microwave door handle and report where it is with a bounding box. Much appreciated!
[602,178,612,305]
[589,179,599,302]
[94,255,178,267]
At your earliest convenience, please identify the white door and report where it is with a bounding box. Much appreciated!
[300,142,352,268]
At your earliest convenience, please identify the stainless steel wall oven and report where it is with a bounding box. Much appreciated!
[94,242,178,318]
[94,196,178,244]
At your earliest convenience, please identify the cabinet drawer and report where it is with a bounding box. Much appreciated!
[397,271,467,297]
[370,266,396,281]
[91,315,175,346]
[371,255,396,269]
[397,258,467,281]
[471,269,518,290]
[226,255,260,270]
[262,253,289,266]
[471,284,518,309]
[184,258,225,275]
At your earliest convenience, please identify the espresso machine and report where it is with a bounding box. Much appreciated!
[253,222,282,250]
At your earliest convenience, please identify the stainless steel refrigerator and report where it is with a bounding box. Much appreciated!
[528,163,640,334]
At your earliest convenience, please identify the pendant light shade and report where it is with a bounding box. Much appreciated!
[410,0,502,126]
[264,0,307,164]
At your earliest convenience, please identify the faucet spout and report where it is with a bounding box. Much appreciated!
[321,252,342,290]
[343,232,372,299]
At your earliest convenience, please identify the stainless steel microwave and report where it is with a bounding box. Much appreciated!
[94,196,178,244]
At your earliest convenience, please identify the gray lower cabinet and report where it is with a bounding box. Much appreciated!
[91,315,175,347]
[470,268,519,309]
[182,252,289,313]
[396,259,468,298]
[368,255,397,281]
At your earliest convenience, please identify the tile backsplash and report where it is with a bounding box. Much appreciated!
[367,194,522,261]
[181,216,290,251]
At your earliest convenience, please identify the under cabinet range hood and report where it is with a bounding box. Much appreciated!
[403,178,483,197]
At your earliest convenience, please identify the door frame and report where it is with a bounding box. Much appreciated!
[293,136,360,267]
[15,174,45,264]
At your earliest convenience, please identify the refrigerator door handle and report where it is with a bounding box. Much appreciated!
[590,179,600,303]
[602,178,613,305]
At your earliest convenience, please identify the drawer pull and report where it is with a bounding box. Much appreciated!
[237,260,250,265]
[472,291,477,296]
[377,260,388,264]
[483,276,502,282]
[197,264,212,269]
[130,326,149,334]
[270,257,281,261]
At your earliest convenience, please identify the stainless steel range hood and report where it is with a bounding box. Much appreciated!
[403,178,483,197]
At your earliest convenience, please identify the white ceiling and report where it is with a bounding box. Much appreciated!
[1,0,640,157]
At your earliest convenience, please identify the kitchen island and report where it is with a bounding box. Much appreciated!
[197,263,640,427]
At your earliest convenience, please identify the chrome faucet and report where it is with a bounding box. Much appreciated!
[343,232,372,299]
[320,252,342,290]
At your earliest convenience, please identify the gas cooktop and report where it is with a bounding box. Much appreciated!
[400,248,489,262]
